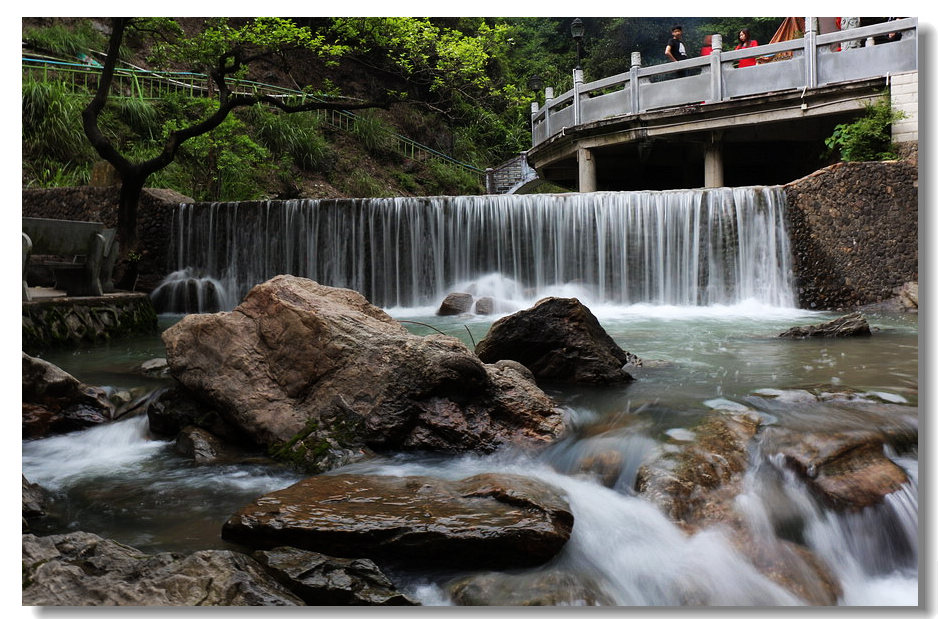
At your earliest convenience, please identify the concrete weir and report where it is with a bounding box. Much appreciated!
[23,289,158,351]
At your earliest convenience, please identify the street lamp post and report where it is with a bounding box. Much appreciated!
[571,18,584,70]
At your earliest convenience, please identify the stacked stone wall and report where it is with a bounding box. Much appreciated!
[22,187,190,292]
[785,159,918,310]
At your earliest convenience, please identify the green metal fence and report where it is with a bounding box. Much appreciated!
[23,56,485,181]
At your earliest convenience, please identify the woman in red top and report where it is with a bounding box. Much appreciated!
[735,28,758,67]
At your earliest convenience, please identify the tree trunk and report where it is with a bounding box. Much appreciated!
[118,170,145,249]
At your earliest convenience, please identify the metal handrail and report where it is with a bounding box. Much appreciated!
[22,56,485,179]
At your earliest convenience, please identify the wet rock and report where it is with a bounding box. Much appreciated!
[896,281,918,311]
[763,428,909,510]
[474,296,495,315]
[145,385,246,445]
[447,569,614,606]
[22,531,302,606]
[474,297,639,384]
[174,426,242,464]
[437,292,474,316]
[636,411,761,525]
[778,312,871,338]
[163,276,564,472]
[223,472,573,570]
[22,476,51,533]
[635,410,841,605]
[253,546,417,605]
[22,353,114,439]
[139,357,170,377]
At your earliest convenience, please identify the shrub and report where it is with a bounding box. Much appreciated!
[424,159,484,196]
[350,112,396,156]
[825,94,905,162]
[23,21,107,59]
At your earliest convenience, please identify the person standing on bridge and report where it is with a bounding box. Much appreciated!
[665,25,688,77]
[734,28,759,67]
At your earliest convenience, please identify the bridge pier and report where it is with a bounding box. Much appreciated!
[704,133,724,188]
[577,147,597,192]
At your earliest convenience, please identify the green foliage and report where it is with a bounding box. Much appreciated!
[22,77,94,184]
[825,94,904,162]
[697,18,783,52]
[350,112,395,156]
[244,105,335,172]
[23,21,107,58]
[424,160,484,196]
[338,170,393,198]
[160,111,274,201]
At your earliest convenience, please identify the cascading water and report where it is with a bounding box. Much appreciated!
[152,187,794,313]
[26,186,918,606]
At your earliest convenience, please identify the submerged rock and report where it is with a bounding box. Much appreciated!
[162,276,564,472]
[474,297,639,384]
[22,353,114,439]
[223,472,574,570]
[22,531,302,606]
[253,546,417,605]
[778,312,871,338]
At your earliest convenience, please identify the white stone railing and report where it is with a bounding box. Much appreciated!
[531,17,918,147]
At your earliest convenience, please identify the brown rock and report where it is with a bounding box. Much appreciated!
[22,353,114,439]
[447,569,613,606]
[253,546,417,605]
[222,472,573,570]
[635,411,841,605]
[474,297,638,384]
[764,428,909,510]
[778,312,871,338]
[22,532,302,606]
[162,276,564,471]
[437,292,474,316]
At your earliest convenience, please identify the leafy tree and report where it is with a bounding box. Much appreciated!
[82,17,390,260]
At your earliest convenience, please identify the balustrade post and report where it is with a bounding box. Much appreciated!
[573,68,583,125]
[629,52,641,114]
[544,87,554,139]
[709,34,723,103]
[804,17,818,89]
[530,101,539,146]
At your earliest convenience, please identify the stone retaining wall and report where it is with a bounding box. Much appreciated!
[23,293,158,352]
[22,187,190,292]
[785,159,918,310]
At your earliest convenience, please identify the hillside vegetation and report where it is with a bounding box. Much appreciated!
[22,17,788,201]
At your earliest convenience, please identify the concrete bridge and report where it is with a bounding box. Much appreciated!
[526,17,918,191]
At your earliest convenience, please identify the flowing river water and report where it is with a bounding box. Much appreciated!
[22,188,919,606]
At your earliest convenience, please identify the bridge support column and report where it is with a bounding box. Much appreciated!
[577,148,597,192]
[704,133,724,188]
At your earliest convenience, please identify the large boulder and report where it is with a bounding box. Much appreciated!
[22,353,114,439]
[162,276,564,472]
[253,546,417,605]
[474,297,639,384]
[222,473,574,571]
[22,531,302,606]
[778,312,871,338]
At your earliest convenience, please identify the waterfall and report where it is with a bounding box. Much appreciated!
[153,187,795,313]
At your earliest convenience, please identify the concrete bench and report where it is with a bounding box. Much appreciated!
[22,217,119,301]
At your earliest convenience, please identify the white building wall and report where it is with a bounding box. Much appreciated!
[890,71,918,143]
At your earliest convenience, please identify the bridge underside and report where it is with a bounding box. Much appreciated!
[528,78,887,191]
